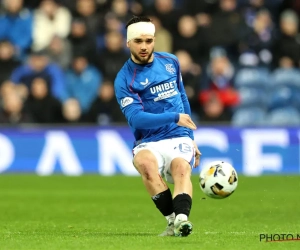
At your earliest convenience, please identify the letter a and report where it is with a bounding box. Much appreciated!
[36,131,83,176]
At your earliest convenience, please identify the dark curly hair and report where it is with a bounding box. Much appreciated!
[125,16,152,29]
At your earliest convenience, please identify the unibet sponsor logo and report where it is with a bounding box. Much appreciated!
[150,80,176,94]
[150,81,178,101]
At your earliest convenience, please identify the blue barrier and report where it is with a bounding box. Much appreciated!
[0,126,299,176]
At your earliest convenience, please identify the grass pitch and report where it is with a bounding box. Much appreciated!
[0,175,299,250]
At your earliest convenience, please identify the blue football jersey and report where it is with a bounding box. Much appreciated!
[114,52,194,146]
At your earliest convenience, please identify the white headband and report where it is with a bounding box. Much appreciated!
[127,22,155,42]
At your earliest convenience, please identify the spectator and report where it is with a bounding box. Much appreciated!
[97,31,128,82]
[44,35,72,69]
[32,0,71,51]
[68,18,98,64]
[100,12,125,34]
[74,0,100,37]
[0,84,32,124]
[11,50,66,101]
[204,0,247,61]
[239,9,275,67]
[24,77,62,123]
[240,0,267,28]
[0,40,21,86]
[203,48,236,90]
[130,0,145,16]
[0,0,33,59]
[273,10,300,68]
[0,80,28,101]
[62,98,84,123]
[175,50,202,115]
[64,55,102,114]
[182,0,217,28]
[199,91,233,123]
[146,0,182,34]
[173,15,206,64]
[199,48,239,118]
[0,80,15,104]
[110,0,133,24]
[97,13,126,51]
[149,16,172,53]
[86,80,126,124]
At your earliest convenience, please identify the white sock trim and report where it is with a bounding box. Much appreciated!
[175,213,188,222]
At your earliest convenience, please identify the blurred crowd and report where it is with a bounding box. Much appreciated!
[0,0,300,126]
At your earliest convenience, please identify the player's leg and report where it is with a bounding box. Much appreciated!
[170,158,193,237]
[133,149,167,195]
[133,149,175,236]
[172,158,193,198]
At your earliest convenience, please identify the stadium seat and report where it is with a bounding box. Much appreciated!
[232,107,266,126]
[237,87,268,108]
[271,68,300,88]
[268,85,300,111]
[266,107,300,126]
[234,67,270,89]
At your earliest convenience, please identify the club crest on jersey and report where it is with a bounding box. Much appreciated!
[165,64,176,74]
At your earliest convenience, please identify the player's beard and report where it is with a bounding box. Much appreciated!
[131,48,154,64]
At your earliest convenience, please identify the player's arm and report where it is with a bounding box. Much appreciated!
[115,74,176,129]
[126,105,179,129]
[115,74,196,130]
[123,101,196,130]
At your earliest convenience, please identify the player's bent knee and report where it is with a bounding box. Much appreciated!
[171,158,192,177]
[133,150,158,180]
[133,149,157,167]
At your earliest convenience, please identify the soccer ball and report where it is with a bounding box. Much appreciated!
[199,161,238,199]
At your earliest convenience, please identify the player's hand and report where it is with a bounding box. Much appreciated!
[193,140,201,168]
[177,114,197,130]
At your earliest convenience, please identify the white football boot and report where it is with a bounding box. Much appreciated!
[158,221,175,236]
[174,214,193,237]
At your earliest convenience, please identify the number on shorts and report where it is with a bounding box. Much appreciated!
[179,143,191,153]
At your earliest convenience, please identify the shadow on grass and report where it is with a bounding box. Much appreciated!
[100,232,156,236]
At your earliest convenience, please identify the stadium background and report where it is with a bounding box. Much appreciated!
[0,0,300,175]
[1,1,300,250]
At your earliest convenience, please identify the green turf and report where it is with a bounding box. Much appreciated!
[0,175,299,250]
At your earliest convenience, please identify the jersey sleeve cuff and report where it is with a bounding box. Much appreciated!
[175,113,180,123]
